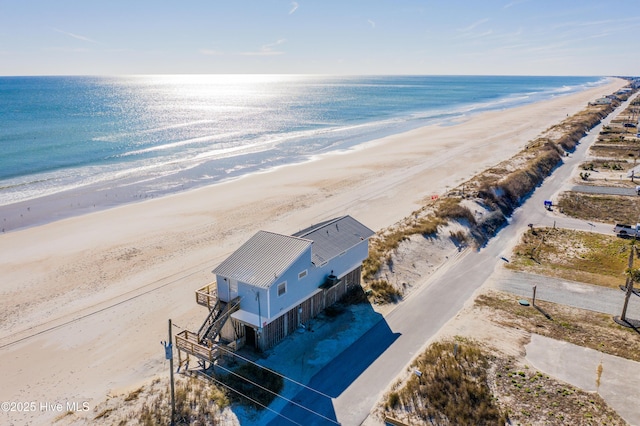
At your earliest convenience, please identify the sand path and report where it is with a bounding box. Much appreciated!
[0,78,626,424]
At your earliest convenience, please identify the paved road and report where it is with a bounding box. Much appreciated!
[269,94,640,426]
[490,269,640,318]
[571,184,637,196]
[535,213,615,236]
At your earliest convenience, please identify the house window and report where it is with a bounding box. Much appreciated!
[277,282,287,297]
[298,270,307,280]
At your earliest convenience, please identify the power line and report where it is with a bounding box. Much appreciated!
[195,370,302,426]
[217,345,334,400]
[212,361,340,425]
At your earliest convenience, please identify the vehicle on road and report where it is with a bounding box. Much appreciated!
[614,223,640,237]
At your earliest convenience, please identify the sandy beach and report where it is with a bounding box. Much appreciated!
[0,78,627,424]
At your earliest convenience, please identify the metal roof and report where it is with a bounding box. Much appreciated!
[292,215,375,265]
[212,231,312,288]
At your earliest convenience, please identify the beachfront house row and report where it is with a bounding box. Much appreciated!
[589,97,613,106]
[176,215,375,357]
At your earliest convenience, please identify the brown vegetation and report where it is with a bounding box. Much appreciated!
[362,91,624,300]
[89,376,229,425]
[383,339,506,425]
[507,227,631,288]
[362,213,444,281]
[382,337,626,425]
[476,291,640,363]
[557,192,640,224]
[367,279,402,304]
[214,362,284,410]
[581,98,640,170]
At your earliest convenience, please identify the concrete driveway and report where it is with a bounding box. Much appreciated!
[526,334,640,426]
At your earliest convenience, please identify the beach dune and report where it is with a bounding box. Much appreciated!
[0,78,627,424]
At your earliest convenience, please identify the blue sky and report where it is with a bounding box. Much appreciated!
[1,0,638,76]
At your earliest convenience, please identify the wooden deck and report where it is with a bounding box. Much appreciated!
[195,283,217,309]
[175,330,219,363]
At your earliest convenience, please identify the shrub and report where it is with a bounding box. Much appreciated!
[436,198,476,225]
[217,363,284,409]
[388,340,505,424]
[368,279,402,303]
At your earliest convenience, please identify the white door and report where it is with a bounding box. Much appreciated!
[228,278,238,300]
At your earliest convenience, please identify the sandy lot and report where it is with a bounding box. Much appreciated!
[0,78,626,425]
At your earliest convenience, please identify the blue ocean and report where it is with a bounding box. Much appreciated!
[0,75,607,230]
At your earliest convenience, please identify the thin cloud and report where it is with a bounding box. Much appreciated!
[504,0,528,9]
[47,46,92,53]
[239,39,287,56]
[458,18,489,32]
[475,30,493,38]
[200,48,223,56]
[52,28,97,44]
[289,1,298,15]
[368,19,376,28]
[553,16,640,31]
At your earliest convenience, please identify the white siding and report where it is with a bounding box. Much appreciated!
[266,238,369,323]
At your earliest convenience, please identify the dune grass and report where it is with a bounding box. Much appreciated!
[507,227,631,288]
[361,89,627,302]
[384,339,506,425]
[475,291,640,363]
[382,336,626,425]
[557,193,640,224]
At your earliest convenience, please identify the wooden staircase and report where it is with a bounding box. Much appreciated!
[197,296,241,346]
[175,283,241,363]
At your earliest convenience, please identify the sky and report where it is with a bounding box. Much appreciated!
[0,0,638,76]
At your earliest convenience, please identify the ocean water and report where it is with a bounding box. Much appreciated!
[0,75,607,230]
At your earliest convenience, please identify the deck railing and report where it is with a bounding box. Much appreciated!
[196,283,217,309]
[175,330,218,362]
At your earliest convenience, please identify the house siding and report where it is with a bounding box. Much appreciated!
[266,250,315,319]
[210,215,373,352]
[223,261,365,351]
[265,238,368,321]
[257,265,362,351]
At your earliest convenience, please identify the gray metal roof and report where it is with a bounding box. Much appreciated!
[212,231,312,288]
[292,215,375,265]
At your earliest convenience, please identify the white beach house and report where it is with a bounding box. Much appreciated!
[176,215,375,359]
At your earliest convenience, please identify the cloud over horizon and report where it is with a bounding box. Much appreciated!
[52,28,98,44]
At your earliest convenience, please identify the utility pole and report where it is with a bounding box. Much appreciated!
[620,242,637,322]
[162,319,176,425]
[621,274,635,322]
[532,285,537,307]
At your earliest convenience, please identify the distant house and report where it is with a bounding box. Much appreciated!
[176,216,375,360]
[589,97,613,106]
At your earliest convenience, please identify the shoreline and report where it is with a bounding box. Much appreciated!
[0,77,628,424]
[0,77,615,234]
